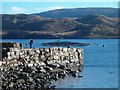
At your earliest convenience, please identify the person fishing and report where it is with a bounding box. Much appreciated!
[29,39,34,48]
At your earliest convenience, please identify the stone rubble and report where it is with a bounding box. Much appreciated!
[1,47,84,90]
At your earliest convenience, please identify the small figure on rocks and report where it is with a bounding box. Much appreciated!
[29,39,34,48]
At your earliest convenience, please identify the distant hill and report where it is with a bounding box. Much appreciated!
[35,8,118,18]
[76,14,118,28]
[1,8,119,39]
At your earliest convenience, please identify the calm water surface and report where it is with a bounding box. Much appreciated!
[1,39,118,88]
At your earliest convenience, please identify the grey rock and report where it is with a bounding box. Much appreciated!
[9,82,14,87]
[17,79,25,83]
[58,65,66,69]
[78,75,83,78]
[27,77,33,82]
[1,47,84,90]
[72,73,77,77]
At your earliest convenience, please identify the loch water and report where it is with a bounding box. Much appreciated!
[1,39,118,88]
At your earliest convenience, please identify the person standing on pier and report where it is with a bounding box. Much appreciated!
[29,39,34,48]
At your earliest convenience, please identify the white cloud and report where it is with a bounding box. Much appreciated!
[36,5,65,12]
[11,6,26,13]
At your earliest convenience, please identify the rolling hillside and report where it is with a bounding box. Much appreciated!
[35,8,118,18]
[1,8,119,39]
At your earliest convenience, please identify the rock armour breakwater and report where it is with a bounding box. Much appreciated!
[1,47,84,90]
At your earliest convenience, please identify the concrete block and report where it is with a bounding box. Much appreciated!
[54,55,59,60]
[7,52,11,56]
[63,48,67,52]
[36,49,40,54]
[0,61,2,66]
[39,62,46,66]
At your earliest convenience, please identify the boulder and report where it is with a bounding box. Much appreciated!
[27,76,33,82]
[0,61,2,66]
[58,65,66,70]
[39,62,46,66]
[35,49,40,54]
[28,63,33,67]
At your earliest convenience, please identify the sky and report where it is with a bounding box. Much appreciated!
[1,1,119,14]
[1,0,120,2]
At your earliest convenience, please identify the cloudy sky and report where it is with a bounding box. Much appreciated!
[1,1,119,14]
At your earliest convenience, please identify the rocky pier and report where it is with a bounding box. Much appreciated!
[0,43,84,90]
